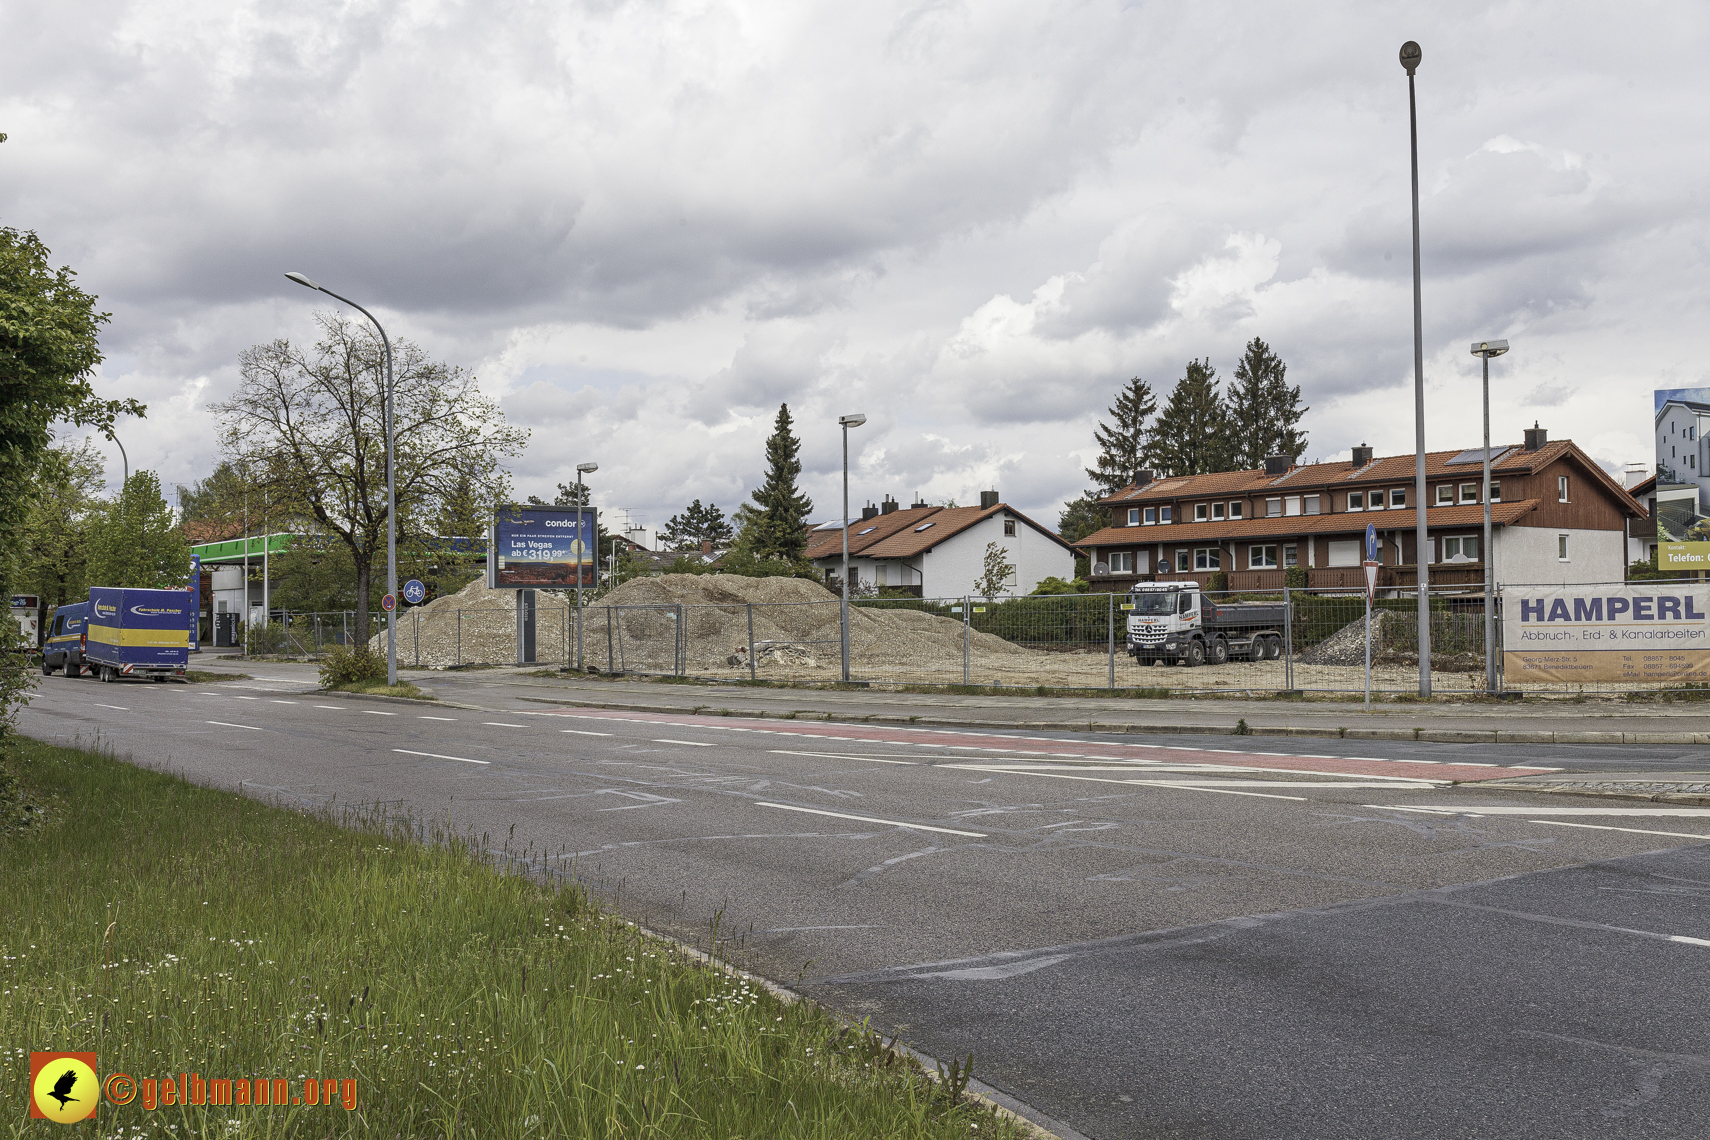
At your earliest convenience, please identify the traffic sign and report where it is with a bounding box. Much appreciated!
[381,593,396,612]
[402,579,427,605]
[1364,523,1379,563]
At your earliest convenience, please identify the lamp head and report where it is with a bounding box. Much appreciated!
[1399,41,1421,76]
[284,271,322,291]
[838,413,867,428]
[576,462,599,473]
[1470,339,1510,358]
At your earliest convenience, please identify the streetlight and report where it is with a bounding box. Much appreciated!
[105,430,128,486]
[1400,39,1431,697]
[837,413,867,682]
[284,271,399,685]
[1471,339,1509,697]
[574,461,598,670]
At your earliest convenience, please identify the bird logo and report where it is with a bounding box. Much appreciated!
[29,1053,98,1123]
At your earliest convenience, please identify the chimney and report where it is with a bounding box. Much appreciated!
[1136,469,1154,487]
[861,502,879,521]
[979,490,1000,510]
[1349,444,1373,468]
[880,495,899,515]
[701,539,712,556]
[910,494,930,509]
[1265,453,1293,476]
[1524,421,1547,451]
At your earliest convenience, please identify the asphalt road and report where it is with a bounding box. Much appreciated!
[18,670,1710,1139]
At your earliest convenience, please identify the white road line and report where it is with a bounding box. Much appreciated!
[562,729,613,736]
[1374,805,1710,817]
[1529,820,1710,841]
[654,738,718,747]
[418,716,458,721]
[206,721,262,731]
[271,700,297,705]
[1672,935,1710,947]
[754,802,986,837]
[394,748,490,766]
[483,722,526,728]
[95,703,128,711]
[232,695,259,700]
[313,705,342,710]
[363,711,398,716]
[770,750,918,765]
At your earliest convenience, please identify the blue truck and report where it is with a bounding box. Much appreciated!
[43,587,193,682]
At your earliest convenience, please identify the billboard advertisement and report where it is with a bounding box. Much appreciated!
[486,506,596,588]
[1503,583,1710,685]
[1654,387,1710,543]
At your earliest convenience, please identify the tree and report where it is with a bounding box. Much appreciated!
[974,541,1016,598]
[1057,491,1107,544]
[1084,377,1157,495]
[661,499,735,550]
[87,471,192,589]
[1145,359,1232,477]
[213,312,528,647]
[747,403,813,564]
[1225,338,1308,469]
[176,460,251,525]
[17,439,106,633]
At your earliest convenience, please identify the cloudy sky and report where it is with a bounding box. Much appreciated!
[5,0,1704,538]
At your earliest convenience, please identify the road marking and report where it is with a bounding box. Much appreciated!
[207,721,262,731]
[313,705,342,709]
[1372,805,1710,817]
[418,715,458,721]
[271,700,297,705]
[754,802,986,837]
[95,703,128,711]
[1672,935,1710,947]
[232,695,259,700]
[394,748,490,766]
[770,750,917,765]
[562,729,613,736]
[483,722,526,728]
[1529,820,1710,841]
[363,711,398,716]
[654,738,718,747]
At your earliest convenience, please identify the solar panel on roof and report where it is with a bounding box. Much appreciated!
[1446,445,1518,465]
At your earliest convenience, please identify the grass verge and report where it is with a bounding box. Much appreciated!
[185,671,251,684]
[320,680,437,700]
[0,738,1023,1138]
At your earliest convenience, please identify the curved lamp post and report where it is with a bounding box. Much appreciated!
[1400,39,1431,697]
[838,413,867,682]
[1471,339,1510,696]
[284,272,399,686]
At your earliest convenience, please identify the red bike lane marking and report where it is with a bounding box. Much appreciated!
[530,708,1553,784]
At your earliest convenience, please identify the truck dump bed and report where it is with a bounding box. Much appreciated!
[1202,599,1287,628]
[86,587,193,677]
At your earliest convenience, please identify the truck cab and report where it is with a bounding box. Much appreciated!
[43,602,89,677]
[1126,584,1287,667]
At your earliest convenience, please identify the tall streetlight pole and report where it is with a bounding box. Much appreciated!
[1401,40,1431,697]
[574,461,598,670]
[284,272,399,685]
[837,413,867,682]
[105,430,128,486]
[1472,339,1510,696]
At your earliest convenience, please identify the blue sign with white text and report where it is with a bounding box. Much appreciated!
[489,507,597,589]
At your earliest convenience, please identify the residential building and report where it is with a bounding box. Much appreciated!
[806,492,1075,597]
[1624,471,1658,566]
[1654,397,1709,541]
[1075,426,1646,592]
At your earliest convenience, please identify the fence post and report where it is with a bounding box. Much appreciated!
[746,603,756,681]
[414,609,420,668]
[343,611,348,649]
[676,604,685,676]
[1107,591,1115,690]
[606,607,616,673]
[1283,586,1294,692]
[456,610,462,666]
[962,596,971,686]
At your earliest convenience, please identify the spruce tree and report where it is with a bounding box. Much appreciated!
[1084,377,1157,495]
[749,403,813,562]
[1145,360,1233,476]
[1225,337,1308,469]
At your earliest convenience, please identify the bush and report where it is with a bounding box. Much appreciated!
[319,643,388,687]
[1206,570,1228,592]
[243,620,286,655]
[1284,566,1308,589]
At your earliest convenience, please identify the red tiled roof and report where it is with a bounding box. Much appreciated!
[854,504,1076,560]
[804,506,942,561]
[1075,499,1541,549]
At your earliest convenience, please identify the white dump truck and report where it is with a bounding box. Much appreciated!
[1126,582,1288,667]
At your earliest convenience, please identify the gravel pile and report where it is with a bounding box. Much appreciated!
[1297,611,1401,667]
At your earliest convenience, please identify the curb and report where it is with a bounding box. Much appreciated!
[1475,781,1710,806]
[512,696,1710,745]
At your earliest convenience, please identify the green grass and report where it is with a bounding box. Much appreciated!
[0,738,1021,1139]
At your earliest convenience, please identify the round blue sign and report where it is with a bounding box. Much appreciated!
[402,579,427,605]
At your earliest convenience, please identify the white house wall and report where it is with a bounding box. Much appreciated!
[920,513,1072,598]
[1495,525,1627,587]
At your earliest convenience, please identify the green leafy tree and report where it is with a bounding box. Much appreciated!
[17,439,106,630]
[87,471,191,588]
[1225,338,1308,469]
[974,541,1016,598]
[213,312,528,647]
[747,403,813,564]
[1145,359,1232,477]
[1084,377,1157,495]
[176,460,250,525]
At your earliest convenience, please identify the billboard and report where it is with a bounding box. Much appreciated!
[1654,387,1710,543]
[486,506,597,588]
[1503,583,1710,685]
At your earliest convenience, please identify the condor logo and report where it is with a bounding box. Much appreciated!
[1519,596,1706,622]
[129,605,184,617]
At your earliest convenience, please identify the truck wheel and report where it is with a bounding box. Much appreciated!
[1267,636,1284,661]
[1209,636,1229,665]
[63,658,80,678]
[41,659,53,676]
[1183,639,1205,667]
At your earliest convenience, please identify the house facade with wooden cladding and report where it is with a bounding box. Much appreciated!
[1075,427,1646,593]
[805,492,1075,597]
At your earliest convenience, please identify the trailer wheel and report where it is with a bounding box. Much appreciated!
[63,658,80,679]
[1209,636,1229,665]
[1183,639,1205,667]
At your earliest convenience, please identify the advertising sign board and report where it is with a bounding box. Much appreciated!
[1503,583,1710,685]
[1659,542,1710,571]
[1654,387,1710,543]
[487,507,597,589]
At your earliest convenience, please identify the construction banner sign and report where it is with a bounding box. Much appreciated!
[1503,584,1710,685]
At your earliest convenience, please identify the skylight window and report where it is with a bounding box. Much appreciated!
[857,526,877,535]
[913,522,935,532]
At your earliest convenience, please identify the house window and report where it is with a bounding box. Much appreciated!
[1389,488,1405,508]
[1558,476,1569,502]
[1194,548,1221,571]
[1282,542,1299,568]
[1436,485,1454,506]
[1368,491,1384,511]
[1176,549,1191,572]
[1558,534,1570,561]
[1194,503,1209,522]
[1003,519,1016,537]
[1348,491,1364,511]
[1459,483,1478,503]
[1266,497,1282,517]
[1211,502,1226,521]
[1285,496,1301,516]
[1228,501,1244,519]
[1142,507,1155,525]
[1488,482,1500,503]
[1109,551,1134,574]
[1159,506,1173,524]
[1128,508,1140,526]
[1441,535,1480,562]
[1249,544,1279,569]
[1303,494,1321,515]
